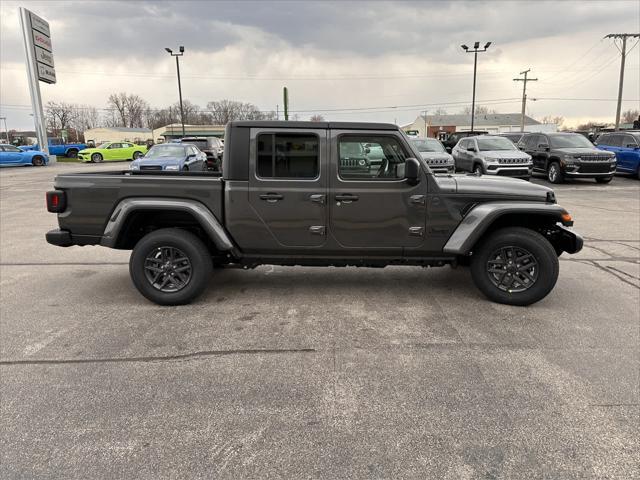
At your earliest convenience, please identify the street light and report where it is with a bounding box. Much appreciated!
[0,117,8,143]
[461,41,492,132]
[165,46,186,137]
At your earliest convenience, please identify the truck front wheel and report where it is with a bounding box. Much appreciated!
[129,228,213,305]
[470,227,559,306]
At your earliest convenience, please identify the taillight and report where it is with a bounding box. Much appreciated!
[46,190,66,213]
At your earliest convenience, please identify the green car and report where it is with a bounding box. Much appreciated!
[78,142,147,163]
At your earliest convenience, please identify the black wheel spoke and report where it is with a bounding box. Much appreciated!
[486,245,538,293]
[144,246,192,293]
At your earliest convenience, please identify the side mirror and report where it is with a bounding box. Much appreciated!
[404,157,420,185]
[364,147,371,154]
[446,147,452,154]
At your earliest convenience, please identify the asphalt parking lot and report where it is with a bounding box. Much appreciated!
[1,162,638,479]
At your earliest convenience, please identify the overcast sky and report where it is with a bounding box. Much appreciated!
[1,0,639,130]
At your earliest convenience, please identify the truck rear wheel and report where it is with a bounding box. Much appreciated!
[470,227,559,306]
[129,228,213,305]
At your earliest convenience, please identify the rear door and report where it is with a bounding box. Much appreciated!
[105,143,122,160]
[619,134,637,172]
[329,130,427,250]
[248,128,328,247]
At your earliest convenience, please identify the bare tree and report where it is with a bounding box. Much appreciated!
[622,109,639,124]
[206,99,275,124]
[45,101,76,137]
[460,105,496,115]
[540,115,565,128]
[309,114,325,121]
[107,92,149,128]
[73,105,100,133]
[432,107,448,115]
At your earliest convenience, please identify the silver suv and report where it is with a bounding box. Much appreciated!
[452,135,533,180]
[410,138,455,173]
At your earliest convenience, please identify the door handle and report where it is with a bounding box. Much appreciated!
[310,194,325,204]
[259,193,283,202]
[335,194,359,203]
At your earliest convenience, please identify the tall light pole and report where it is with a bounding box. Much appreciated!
[165,46,186,137]
[0,117,8,143]
[461,41,491,132]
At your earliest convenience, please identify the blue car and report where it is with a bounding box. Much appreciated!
[129,143,207,172]
[0,144,49,167]
[596,131,640,178]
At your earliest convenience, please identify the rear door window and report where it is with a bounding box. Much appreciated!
[257,133,319,179]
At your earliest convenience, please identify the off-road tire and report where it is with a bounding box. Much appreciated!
[473,164,483,175]
[595,176,612,184]
[66,149,78,158]
[130,228,212,305]
[31,156,45,166]
[470,227,559,306]
[547,161,563,184]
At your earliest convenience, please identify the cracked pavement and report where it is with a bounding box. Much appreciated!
[1,163,638,479]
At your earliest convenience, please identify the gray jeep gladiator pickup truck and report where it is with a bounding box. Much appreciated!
[46,121,583,306]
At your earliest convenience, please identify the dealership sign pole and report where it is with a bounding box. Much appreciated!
[19,7,56,156]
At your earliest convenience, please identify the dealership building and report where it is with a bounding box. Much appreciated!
[152,124,225,142]
[83,127,152,145]
[402,113,557,138]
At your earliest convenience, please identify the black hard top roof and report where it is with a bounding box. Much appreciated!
[229,120,399,130]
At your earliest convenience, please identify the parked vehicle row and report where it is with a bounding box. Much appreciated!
[0,144,49,166]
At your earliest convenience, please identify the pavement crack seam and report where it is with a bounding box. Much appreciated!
[0,348,316,366]
[571,259,640,290]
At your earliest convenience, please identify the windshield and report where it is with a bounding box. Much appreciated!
[549,134,594,148]
[145,145,186,158]
[411,138,445,153]
[97,143,110,149]
[476,137,517,151]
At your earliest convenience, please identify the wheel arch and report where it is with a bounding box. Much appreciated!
[101,198,237,255]
[443,202,574,255]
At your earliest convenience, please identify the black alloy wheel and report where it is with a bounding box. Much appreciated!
[486,246,538,293]
[143,246,192,293]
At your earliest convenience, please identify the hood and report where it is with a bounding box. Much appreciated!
[452,174,553,202]
[132,157,183,168]
[480,150,531,160]
[553,147,611,156]
[420,152,453,162]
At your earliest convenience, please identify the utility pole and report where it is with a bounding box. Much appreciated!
[605,34,639,130]
[461,42,492,132]
[283,87,289,121]
[513,69,538,132]
[423,110,427,137]
[165,46,186,136]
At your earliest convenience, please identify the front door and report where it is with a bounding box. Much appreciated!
[329,131,427,250]
[248,128,327,247]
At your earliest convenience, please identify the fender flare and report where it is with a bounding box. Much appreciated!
[442,202,569,255]
[100,197,237,253]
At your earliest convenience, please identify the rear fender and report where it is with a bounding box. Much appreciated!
[101,198,237,254]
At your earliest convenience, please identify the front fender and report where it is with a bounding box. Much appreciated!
[442,202,571,255]
[100,197,237,253]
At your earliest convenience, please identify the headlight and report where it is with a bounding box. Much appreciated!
[164,165,179,171]
[358,159,366,166]
[130,164,139,170]
[564,155,577,164]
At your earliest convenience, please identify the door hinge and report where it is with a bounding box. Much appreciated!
[309,225,326,235]
[409,226,424,237]
[410,194,426,205]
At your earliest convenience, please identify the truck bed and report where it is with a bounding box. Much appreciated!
[53,170,224,240]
